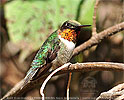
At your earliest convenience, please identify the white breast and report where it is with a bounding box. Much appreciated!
[58,35,75,50]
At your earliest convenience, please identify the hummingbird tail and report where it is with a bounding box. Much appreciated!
[23,68,39,87]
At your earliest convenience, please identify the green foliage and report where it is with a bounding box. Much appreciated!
[78,0,95,25]
[5,0,94,61]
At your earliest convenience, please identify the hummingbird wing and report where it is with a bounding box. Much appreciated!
[23,31,60,85]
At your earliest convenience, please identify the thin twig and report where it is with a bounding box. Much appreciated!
[1,62,124,100]
[67,72,72,100]
[40,63,71,100]
[92,0,99,35]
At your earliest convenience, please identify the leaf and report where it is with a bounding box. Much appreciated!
[5,0,81,61]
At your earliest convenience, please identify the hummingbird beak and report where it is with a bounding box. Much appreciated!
[77,25,91,28]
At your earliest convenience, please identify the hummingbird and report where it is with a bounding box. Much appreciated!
[24,20,91,85]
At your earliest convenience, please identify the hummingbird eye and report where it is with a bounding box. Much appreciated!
[66,23,73,28]
[61,22,75,30]
[67,23,76,29]
[65,23,69,27]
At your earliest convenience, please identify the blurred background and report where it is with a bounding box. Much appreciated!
[0,0,124,100]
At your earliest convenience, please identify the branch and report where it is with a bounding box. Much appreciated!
[73,22,124,57]
[63,62,124,71]
[92,0,99,35]
[96,83,124,100]
[1,62,124,100]
[40,63,71,100]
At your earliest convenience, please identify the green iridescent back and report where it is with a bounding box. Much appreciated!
[31,31,60,68]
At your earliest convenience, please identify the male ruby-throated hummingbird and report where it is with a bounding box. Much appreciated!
[24,20,91,85]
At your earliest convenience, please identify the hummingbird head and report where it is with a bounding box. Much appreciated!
[58,20,91,43]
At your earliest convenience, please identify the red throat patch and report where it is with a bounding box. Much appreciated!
[58,29,79,43]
